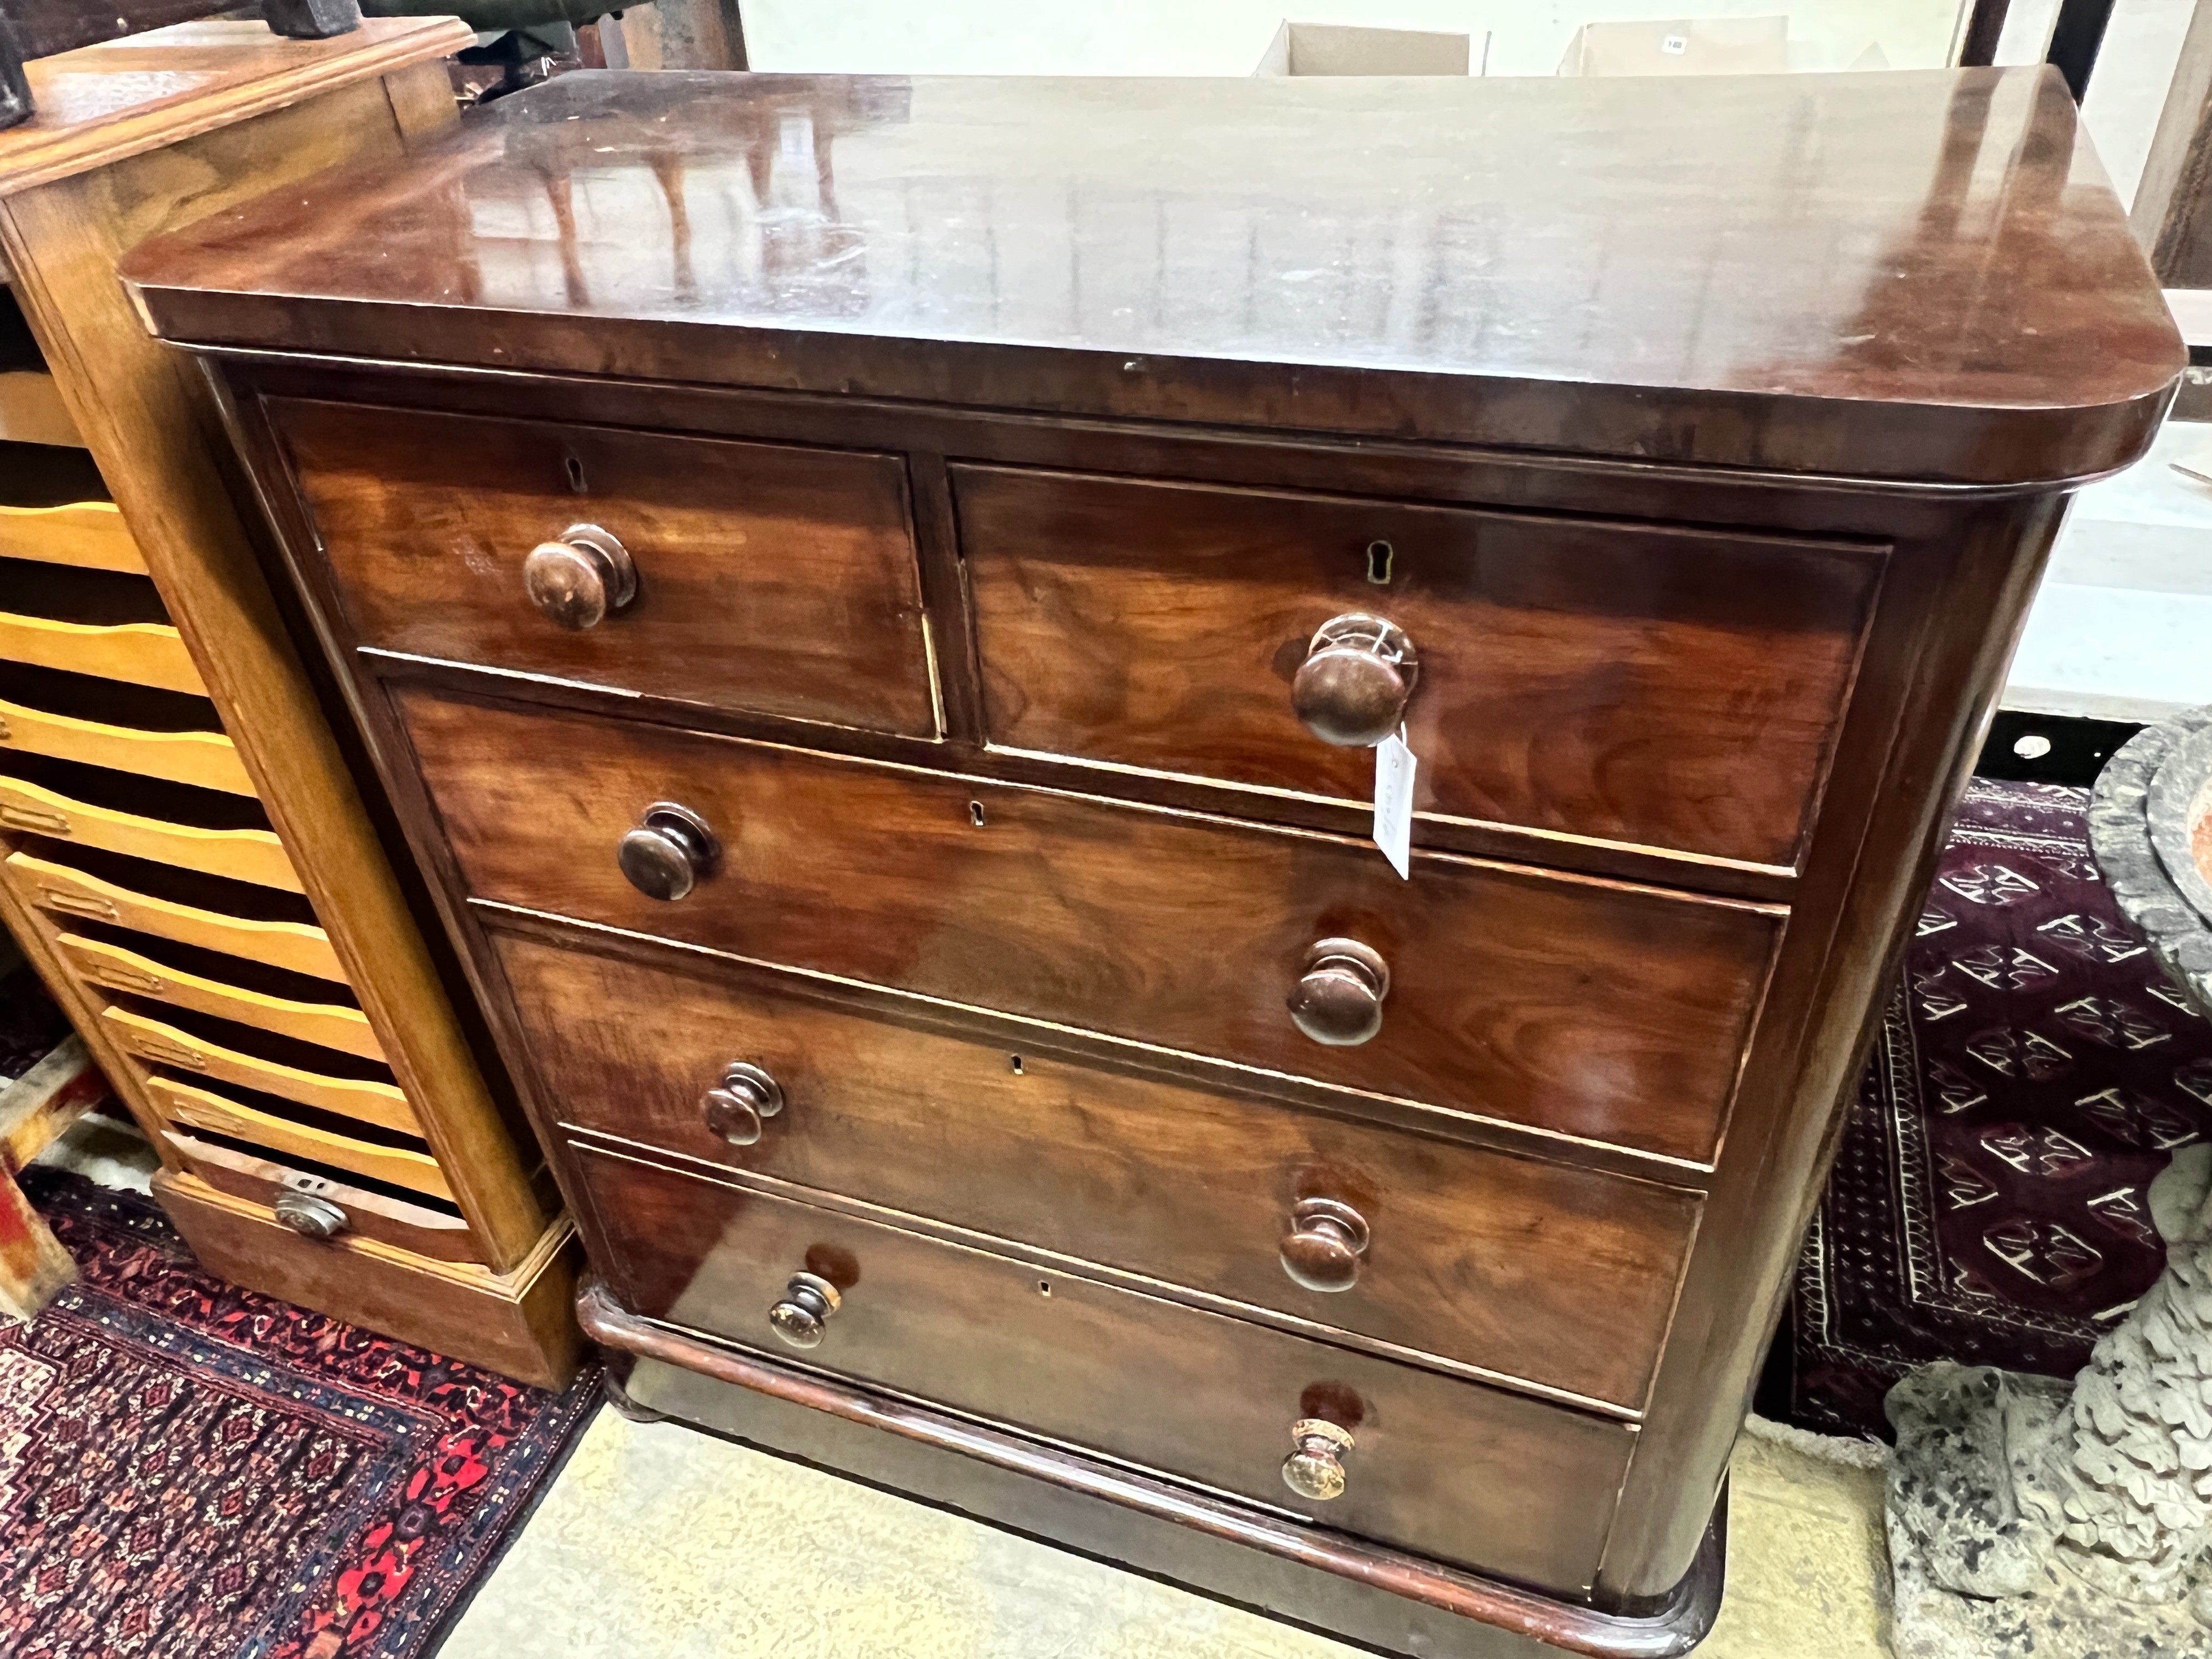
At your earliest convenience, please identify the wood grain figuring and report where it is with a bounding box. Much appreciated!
[0,694,253,792]
[577,1146,1633,1595]
[8,850,346,979]
[63,933,381,1058]
[146,1075,449,1199]
[498,926,1698,1410]
[118,69,2182,488]
[103,1005,412,1131]
[160,1127,482,1263]
[0,774,301,890]
[272,398,938,737]
[153,1169,579,1389]
[0,501,144,573]
[0,610,204,693]
[408,693,1778,1165]
[960,467,1880,869]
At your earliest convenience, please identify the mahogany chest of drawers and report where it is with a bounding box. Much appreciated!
[121,67,2177,1656]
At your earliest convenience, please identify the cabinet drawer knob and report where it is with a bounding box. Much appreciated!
[618,802,719,901]
[1291,613,1417,748]
[768,1271,842,1349]
[274,1191,349,1240]
[702,1060,785,1147]
[1287,938,1390,1047]
[1282,1418,1356,1501]
[1279,1197,1370,1293]
[523,523,636,630]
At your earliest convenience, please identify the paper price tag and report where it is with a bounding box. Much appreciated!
[1374,727,1415,881]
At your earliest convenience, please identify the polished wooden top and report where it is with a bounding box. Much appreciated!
[0,18,471,196]
[123,66,2179,486]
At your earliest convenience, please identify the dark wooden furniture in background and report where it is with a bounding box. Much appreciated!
[0,20,578,1386]
[123,67,2178,1656]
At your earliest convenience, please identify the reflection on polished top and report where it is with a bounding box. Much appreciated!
[122,66,2180,485]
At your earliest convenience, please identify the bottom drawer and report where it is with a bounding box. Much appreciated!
[153,1171,582,1390]
[574,1146,1633,1595]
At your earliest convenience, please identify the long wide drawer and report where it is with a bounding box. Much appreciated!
[957,464,1882,868]
[495,925,1699,1410]
[573,1144,1634,1594]
[404,692,1779,1164]
[269,399,938,737]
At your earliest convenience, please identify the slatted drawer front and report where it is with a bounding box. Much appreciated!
[957,465,1882,869]
[577,1144,1632,1594]
[500,926,1696,1410]
[406,692,1777,1165]
[270,398,938,737]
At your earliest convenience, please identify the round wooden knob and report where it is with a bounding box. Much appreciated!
[1291,614,1417,748]
[768,1271,842,1349]
[1286,938,1391,1047]
[523,523,636,630]
[274,1191,348,1239]
[1279,1197,1371,1293]
[702,1061,784,1147]
[618,802,719,901]
[1282,1418,1356,1501]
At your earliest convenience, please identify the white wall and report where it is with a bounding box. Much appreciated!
[741,1,1972,79]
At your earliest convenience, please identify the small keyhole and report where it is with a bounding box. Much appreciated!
[1364,540,1394,585]
[1038,1280,1052,1297]
[564,455,588,493]
[1009,1054,1023,1075]
[969,801,987,827]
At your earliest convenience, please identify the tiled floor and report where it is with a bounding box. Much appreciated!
[442,1410,1893,1658]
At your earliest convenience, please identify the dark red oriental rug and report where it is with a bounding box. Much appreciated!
[0,1167,597,1659]
[1785,777,2212,1438]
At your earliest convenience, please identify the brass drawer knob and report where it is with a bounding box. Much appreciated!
[1279,1197,1370,1293]
[1282,1418,1356,1501]
[768,1271,842,1349]
[618,802,719,901]
[702,1060,784,1146]
[1286,938,1390,1047]
[1291,613,1417,748]
[274,1191,349,1240]
[523,523,636,630]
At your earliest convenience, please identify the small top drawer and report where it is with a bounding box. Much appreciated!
[270,399,938,737]
[957,466,1883,868]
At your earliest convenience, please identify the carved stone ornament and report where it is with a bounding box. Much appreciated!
[1886,709,2212,1656]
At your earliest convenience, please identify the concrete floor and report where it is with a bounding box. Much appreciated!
[441,1410,1894,1659]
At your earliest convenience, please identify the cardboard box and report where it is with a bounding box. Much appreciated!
[1254,22,1479,77]
[1557,16,1791,77]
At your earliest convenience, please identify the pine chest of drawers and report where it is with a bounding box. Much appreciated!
[121,67,2179,1656]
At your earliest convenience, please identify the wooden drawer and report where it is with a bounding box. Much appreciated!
[269,398,937,737]
[574,1144,1633,1593]
[957,466,1882,868]
[496,927,1699,1410]
[404,693,1779,1164]
[162,1126,481,1264]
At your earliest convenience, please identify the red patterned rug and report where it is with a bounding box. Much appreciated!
[1786,777,2212,1437]
[0,1167,598,1658]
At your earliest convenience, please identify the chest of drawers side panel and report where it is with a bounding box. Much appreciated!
[1590,491,2073,1602]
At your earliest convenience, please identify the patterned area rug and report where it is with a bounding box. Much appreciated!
[0,1167,597,1658]
[1787,777,2212,1437]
